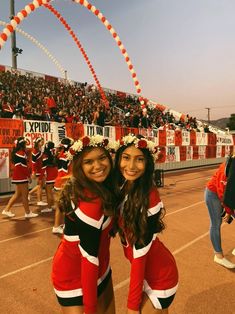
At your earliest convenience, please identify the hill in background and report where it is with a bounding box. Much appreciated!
[210,117,229,129]
[200,117,229,130]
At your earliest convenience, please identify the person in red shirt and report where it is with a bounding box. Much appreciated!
[2,137,38,218]
[205,157,235,268]
[113,134,178,314]
[51,135,116,314]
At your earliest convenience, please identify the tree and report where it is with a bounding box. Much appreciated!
[226,114,235,130]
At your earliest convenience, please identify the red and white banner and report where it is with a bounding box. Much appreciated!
[24,120,54,147]
[0,119,24,148]
[216,134,233,146]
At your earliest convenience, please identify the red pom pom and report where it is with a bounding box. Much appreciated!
[87,4,92,10]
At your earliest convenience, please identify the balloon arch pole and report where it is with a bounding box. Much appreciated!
[43,3,108,106]
[0,0,145,105]
[0,20,66,78]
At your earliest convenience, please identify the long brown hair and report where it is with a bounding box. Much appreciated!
[59,146,115,216]
[114,144,165,246]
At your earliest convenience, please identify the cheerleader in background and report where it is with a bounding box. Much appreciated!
[29,137,48,206]
[40,141,58,213]
[2,137,38,218]
[53,137,73,234]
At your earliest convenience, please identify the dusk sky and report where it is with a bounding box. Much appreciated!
[1,0,235,120]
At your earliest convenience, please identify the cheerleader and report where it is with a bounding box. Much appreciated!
[113,135,178,314]
[40,141,58,213]
[2,137,38,218]
[29,137,48,206]
[52,137,73,234]
[51,135,116,314]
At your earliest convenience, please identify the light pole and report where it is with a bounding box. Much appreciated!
[205,107,211,123]
[10,0,17,69]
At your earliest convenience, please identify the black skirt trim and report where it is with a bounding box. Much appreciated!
[56,268,112,307]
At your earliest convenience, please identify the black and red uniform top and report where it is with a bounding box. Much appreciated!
[51,190,113,314]
[31,148,43,177]
[12,149,30,184]
[54,151,72,190]
[118,187,178,311]
[41,153,58,184]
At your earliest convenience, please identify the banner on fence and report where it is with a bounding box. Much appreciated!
[182,131,190,146]
[24,120,54,147]
[217,134,233,146]
[0,119,24,148]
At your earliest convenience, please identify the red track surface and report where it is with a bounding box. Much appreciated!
[0,166,234,314]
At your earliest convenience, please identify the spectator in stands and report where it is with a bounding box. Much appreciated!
[0,70,199,132]
[1,96,14,118]
[2,137,38,218]
[51,135,116,314]
[205,157,235,269]
[113,134,178,313]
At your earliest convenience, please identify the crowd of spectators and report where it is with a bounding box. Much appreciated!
[0,70,200,131]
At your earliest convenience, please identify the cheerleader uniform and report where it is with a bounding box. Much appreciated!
[118,187,178,311]
[12,149,30,184]
[54,151,72,191]
[31,148,43,177]
[41,154,58,185]
[51,191,113,314]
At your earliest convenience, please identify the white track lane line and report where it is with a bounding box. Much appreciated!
[0,257,53,279]
[165,201,204,217]
[0,227,52,244]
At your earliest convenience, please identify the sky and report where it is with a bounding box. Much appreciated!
[0,0,235,120]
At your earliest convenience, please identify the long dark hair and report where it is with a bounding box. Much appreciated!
[43,141,56,166]
[11,137,26,164]
[113,143,165,246]
[59,146,115,217]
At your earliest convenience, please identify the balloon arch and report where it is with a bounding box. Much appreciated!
[44,3,108,105]
[0,0,145,106]
[0,20,66,78]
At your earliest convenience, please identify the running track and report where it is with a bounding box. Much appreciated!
[0,166,234,314]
